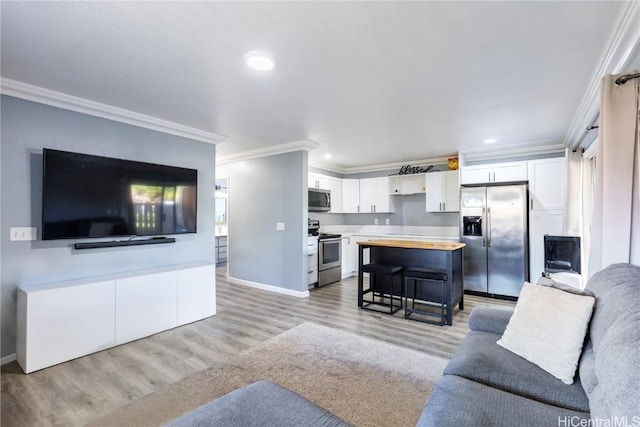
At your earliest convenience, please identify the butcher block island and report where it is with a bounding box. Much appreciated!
[357,239,465,325]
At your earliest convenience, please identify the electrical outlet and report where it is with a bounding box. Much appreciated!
[276,222,285,231]
[10,227,37,241]
[374,218,379,225]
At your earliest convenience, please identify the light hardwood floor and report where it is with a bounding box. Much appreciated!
[1,269,515,426]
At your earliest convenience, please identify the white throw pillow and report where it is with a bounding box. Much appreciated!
[497,281,595,384]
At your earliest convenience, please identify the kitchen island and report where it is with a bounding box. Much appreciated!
[357,240,465,325]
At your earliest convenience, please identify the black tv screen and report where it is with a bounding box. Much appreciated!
[42,149,197,240]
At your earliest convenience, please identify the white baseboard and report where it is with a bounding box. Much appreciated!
[227,276,310,298]
[1,353,16,366]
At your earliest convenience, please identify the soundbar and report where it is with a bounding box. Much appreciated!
[73,237,176,250]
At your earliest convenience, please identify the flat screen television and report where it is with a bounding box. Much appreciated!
[42,149,197,240]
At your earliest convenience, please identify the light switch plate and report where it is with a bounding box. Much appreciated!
[276,222,285,231]
[10,227,37,241]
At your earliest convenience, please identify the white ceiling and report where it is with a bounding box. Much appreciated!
[0,1,632,170]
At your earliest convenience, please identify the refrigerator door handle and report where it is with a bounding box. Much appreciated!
[481,207,487,247]
[486,206,492,247]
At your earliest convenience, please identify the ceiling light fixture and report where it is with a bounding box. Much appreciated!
[324,152,331,160]
[484,138,497,144]
[244,50,276,71]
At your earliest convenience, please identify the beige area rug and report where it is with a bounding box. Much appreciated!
[88,322,448,427]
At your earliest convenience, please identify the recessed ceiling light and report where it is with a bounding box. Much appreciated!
[244,50,276,71]
[324,152,331,160]
[484,138,497,144]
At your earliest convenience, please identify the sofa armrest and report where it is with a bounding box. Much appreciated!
[468,307,514,335]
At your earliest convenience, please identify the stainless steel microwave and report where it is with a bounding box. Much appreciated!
[309,188,331,212]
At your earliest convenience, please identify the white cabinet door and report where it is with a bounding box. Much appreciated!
[443,170,460,212]
[425,172,445,212]
[529,211,564,281]
[460,161,527,184]
[357,177,394,213]
[328,177,343,213]
[341,236,354,278]
[359,178,377,213]
[528,158,566,211]
[460,165,491,184]
[17,280,116,374]
[308,173,330,190]
[177,264,216,325]
[493,161,528,182]
[115,271,177,345]
[372,177,394,212]
[342,179,360,213]
[426,171,459,212]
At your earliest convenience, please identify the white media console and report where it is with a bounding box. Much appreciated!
[16,262,216,373]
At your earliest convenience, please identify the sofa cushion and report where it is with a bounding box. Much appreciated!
[497,281,594,384]
[417,374,590,427]
[444,330,590,412]
[581,263,640,420]
[164,380,350,427]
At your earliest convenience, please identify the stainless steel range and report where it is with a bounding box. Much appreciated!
[318,233,342,287]
[308,219,342,287]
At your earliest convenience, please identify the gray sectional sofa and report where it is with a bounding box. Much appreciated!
[164,264,638,426]
[418,263,640,426]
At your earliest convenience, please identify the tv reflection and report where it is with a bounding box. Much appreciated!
[130,183,197,235]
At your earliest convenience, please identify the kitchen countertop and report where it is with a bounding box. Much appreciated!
[319,225,460,241]
[357,239,465,251]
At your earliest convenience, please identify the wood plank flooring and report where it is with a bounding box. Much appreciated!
[1,269,515,427]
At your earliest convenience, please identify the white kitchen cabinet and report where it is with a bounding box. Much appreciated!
[425,171,460,212]
[308,173,330,190]
[359,177,394,213]
[16,262,215,373]
[389,173,426,195]
[327,176,343,213]
[529,210,564,281]
[342,179,360,213]
[309,173,343,213]
[528,158,566,211]
[460,161,527,184]
[341,236,354,278]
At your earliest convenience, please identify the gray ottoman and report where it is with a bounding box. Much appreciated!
[164,380,350,427]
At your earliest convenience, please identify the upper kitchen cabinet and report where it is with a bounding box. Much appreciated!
[309,173,343,213]
[425,170,460,212]
[460,160,528,184]
[309,173,331,190]
[342,179,360,213]
[527,158,566,211]
[359,177,395,213]
[389,173,426,195]
[327,177,343,213]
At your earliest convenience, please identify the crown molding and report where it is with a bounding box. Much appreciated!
[564,1,640,149]
[310,154,455,175]
[216,140,320,164]
[0,78,226,144]
[460,141,566,163]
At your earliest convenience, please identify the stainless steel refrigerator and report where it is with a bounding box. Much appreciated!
[460,183,529,297]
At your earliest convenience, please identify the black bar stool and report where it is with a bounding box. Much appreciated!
[361,263,404,314]
[404,268,449,325]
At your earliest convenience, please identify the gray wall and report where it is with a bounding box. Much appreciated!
[0,96,216,358]
[217,151,307,292]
